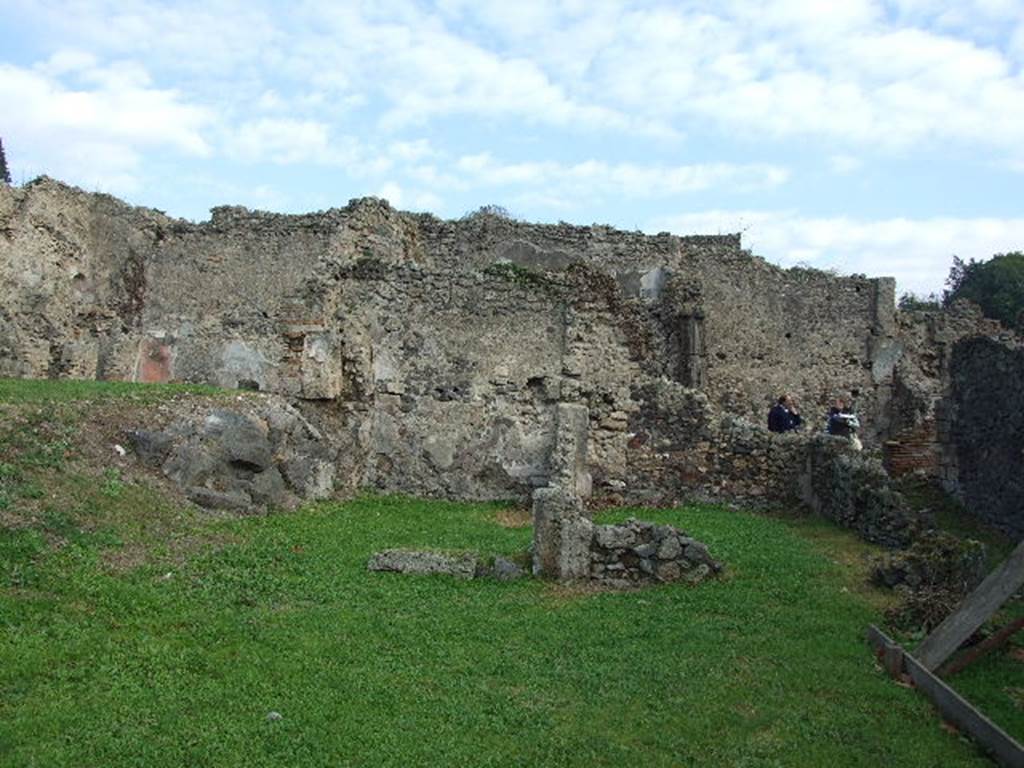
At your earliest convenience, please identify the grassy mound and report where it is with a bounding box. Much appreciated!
[0,379,1018,766]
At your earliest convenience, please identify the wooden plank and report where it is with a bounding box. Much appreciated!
[905,652,1024,768]
[916,539,1024,671]
[867,624,905,677]
[941,617,1024,678]
[868,625,1024,768]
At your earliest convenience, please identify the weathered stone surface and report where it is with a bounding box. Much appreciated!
[186,486,251,511]
[531,486,587,579]
[129,396,338,511]
[0,177,917,508]
[127,429,174,467]
[558,516,594,581]
[657,536,682,560]
[588,517,722,586]
[802,435,914,547]
[552,403,592,498]
[595,525,636,550]
[491,556,527,581]
[946,335,1024,534]
[4,176,1017,540]
[367,549,479,579]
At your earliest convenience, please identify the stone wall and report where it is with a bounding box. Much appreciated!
[0,176,973,513]
[881,302,1006,480]
[946,336,1024,535]
[0,178,164,381]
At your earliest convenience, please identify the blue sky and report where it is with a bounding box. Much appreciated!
[2,0,1023,296]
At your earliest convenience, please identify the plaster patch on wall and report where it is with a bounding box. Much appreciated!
[219,341,269,391]
[135,337,174,383]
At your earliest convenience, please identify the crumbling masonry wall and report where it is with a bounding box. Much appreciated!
[0,177,969,511]
[945,336,1024,534]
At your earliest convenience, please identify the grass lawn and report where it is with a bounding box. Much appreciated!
[0,379,1016,766]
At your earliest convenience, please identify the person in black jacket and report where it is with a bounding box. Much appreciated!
[767,394,802,433]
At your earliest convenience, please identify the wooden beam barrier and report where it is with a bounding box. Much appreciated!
[915,539,1024,672]
[867,624,906,678]
[941,617,1024,678]
[868,625,1024,768]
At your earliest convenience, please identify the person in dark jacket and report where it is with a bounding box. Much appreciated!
[767,394,802,433]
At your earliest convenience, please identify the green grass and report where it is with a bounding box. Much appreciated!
[891,474,1024,736]
[0,377,225,404]
[896,475,1015,567]
[0,493,1002,767]
[0,378,1016,766]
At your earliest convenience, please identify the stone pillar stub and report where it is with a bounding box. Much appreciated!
[531,487,591,579]
[552,402,592,498]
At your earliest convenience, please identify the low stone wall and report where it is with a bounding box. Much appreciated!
[530,486,722,586]
[590,518,721,586]
[803,435,913,548]
[531,401,722,585]
[622,380,913,547]
[367,550,526,581]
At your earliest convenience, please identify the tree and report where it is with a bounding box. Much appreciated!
[897,292,941,312]
[943,252,1024,331]
[0,138,10,185]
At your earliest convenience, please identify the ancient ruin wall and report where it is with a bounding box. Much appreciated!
[882,303,1007,480]
[1,177,906,502]
[946,336,1024,534]
[411,212,899,435]
[0,178,166,380]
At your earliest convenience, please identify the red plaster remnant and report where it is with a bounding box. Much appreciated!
[136,338,173,383]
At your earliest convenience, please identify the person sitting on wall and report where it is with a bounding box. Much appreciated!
[767,394,802,433]
[826,398,862,451]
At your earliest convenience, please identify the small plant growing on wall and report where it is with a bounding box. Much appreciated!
[461,204,514,221]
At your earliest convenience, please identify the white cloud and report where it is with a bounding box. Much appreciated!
[374,181,441,212]
[433,1,1024,160]
[650,210,1024,296]
[0,57,212,191]
[11,0,279,76]
[12,1,1024,161]
[436,153,789,198]
[230,119,332,165]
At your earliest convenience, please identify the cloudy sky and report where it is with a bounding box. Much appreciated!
[2,1,1023,296]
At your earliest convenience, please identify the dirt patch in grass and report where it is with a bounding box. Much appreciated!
[493,506,532,528]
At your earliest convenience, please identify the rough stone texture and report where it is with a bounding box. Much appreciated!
[367,549,480,579]
[531,487,591,579]
[0,178,908,505]
[367,550,527,580]
[4,177,1019,533]
[945,335,1024,534]
[589,518,722,587]
[872,531,989,632]
[871,531,987,592]
[552,403,592,498]
[803,435,914,547]
[881,301,1007,481]
[126,397,338,511]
